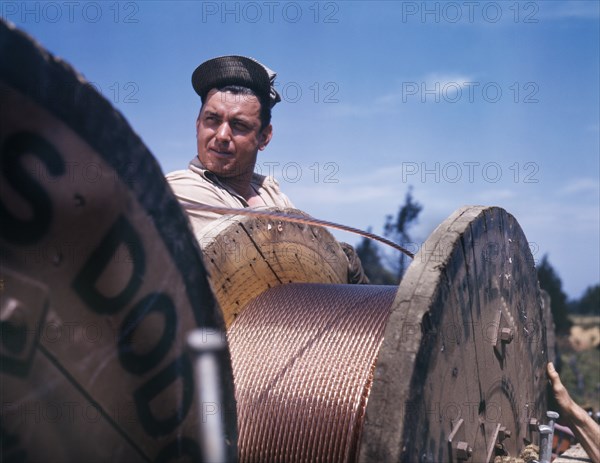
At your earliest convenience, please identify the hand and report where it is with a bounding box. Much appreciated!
[547,362,600,463]
[547,362,576,418]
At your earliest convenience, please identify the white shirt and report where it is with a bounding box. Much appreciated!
[166,157,294,237]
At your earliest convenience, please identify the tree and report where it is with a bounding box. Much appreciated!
[572,284,600,315]
[383,186,423,280]
[355,230,398,285]
[537,254,572,334]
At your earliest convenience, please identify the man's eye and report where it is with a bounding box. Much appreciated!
[204,115,220,123]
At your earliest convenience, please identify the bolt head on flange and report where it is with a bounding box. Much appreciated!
[0,298,26,327]
[500,327,514,343]
[456,441,472,460]
[498,426,512,441]
[529,418,539,431]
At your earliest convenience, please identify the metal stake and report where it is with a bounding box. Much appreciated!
[187,328,229,463]
[546,411,559,445]
[538,424,552,463]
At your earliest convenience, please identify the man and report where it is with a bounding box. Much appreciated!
[167,55,367,283]
[166,55,293,237]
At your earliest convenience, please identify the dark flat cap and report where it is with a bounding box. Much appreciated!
[192,55,281,107]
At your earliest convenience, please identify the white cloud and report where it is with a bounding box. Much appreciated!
[558,178,600,195]
[326,72,476,116]
[377,73,476,104]
[423,73,476,91]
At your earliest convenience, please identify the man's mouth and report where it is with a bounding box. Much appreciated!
[209,147,233,157]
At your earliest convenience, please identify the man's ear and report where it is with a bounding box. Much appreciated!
[196,113,201,134]
[258,124,273,151]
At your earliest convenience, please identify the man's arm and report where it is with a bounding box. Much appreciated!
[547,362,600,463]
[340,242,370,284]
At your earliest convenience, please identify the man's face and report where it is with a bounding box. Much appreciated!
[196,89,272,180]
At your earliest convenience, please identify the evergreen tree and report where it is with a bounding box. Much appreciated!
[383,186,423,280]
[355,231,398,285]
[537,254,572,334]
[573,284,600,315]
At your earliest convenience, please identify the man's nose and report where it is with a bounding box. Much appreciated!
[215,122,232,142]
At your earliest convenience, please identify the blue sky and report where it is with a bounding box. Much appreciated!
[4,0,599,299]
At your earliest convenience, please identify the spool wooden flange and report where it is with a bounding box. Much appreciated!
[0,19,236,462]
[199,208,349,327]
[359,206,549,463]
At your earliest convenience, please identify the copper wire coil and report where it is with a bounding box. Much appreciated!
[228,283,397,463]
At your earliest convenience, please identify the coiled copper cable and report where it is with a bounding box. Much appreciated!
[227,283,397,463]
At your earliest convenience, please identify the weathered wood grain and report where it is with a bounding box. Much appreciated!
[200,207,349,327]
[359,206,548,463]
[0,19,236,462]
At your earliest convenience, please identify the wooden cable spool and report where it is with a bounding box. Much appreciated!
[201,206,549,463]
[0,20,236,462]
[0,19,553,463]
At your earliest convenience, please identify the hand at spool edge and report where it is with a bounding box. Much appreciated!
[547,362,600,463]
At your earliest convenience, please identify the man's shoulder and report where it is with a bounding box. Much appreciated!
[165,166,218,198]
[166,157,205,180]
[165,164,206,184]
[251,172,293,207]
[165,168,192,181]
[252,172,282,189]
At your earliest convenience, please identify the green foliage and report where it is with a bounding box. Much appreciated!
[537,254,573,334]
[572,284,600,315]
[355,187,422,284]
[383,186,423,280]
[355,231,398,285]
[558,348,600,411]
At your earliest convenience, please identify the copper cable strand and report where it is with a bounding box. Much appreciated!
[228,284,397,463]
[179,201,415,258]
